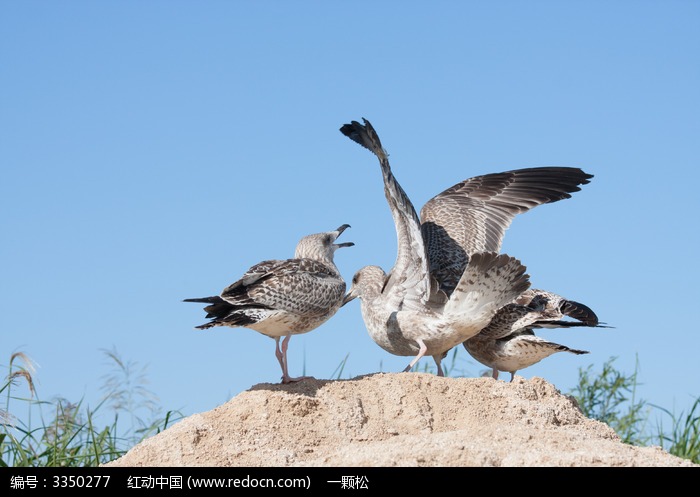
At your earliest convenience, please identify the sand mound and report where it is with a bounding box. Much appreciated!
[103,373,696,467]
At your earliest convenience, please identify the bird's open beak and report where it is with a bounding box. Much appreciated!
[334,224,354,249]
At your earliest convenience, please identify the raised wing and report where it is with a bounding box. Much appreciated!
[340,118,432,311]
[420,167,593,295]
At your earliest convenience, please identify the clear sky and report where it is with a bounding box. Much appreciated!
[2,2,698,431]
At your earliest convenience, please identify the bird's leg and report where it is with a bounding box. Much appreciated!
[509,373,516,382]
[492,369,499,380]
[274,337,286,377]
[279,333,313,384]
[403,339,428,373]
[432,355,445,377]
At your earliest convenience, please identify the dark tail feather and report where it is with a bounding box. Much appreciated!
[194,322,218,330]
[545,340,590,355]
[184,295,236,323]
[562,346,589,355]
[183,296,221,304]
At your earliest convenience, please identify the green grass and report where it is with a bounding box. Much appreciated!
[569,356,699,464]
[1,349,183,467]
[569,355,651,446]
[651,397,700,462]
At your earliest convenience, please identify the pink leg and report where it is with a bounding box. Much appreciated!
[403,339,428,373]
[278,334,313,384]
[492,369,499,380]
[274,337,285,372]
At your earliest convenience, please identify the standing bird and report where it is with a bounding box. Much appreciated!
[184,224,354,384]
[340,121,532,375]
[340,118,601,375]
[464,289,611,381]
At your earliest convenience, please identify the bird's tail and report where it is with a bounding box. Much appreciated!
[552,342,590,355]
[183,296,221,304]
[183,296,237,329]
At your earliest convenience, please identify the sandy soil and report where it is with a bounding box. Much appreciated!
[103,373,697,467]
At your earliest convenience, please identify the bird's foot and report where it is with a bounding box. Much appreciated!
[281,374,314,384]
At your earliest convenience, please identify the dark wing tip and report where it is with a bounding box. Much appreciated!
[340,117,383,153]
[561,299,600,326]
[339,120,365,145]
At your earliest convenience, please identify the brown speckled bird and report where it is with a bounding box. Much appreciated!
[340,118,602,375]
[464,289,611,381]
[184,225,353,384]
[340,119,531,375]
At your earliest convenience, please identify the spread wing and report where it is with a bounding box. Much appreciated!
[420,167,593,295]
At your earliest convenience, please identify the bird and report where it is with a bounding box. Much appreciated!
[340,120,533,376]
[463,289,611,381]
[184,224,354,384]
[344,253,532,376]
[340,117,602,375]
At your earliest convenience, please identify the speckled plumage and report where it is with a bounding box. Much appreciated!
[464,288,609,381]
[513,288,602,328]
[340,119,531,375]
[340,118,602,376]
[420,169,593,297]
[345,253,531,375]
[184,224,353,384]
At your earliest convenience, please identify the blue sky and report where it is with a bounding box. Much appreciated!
[2,1,699,431]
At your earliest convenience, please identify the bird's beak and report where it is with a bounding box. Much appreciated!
[342,290,357,307]
[334,224,354,249]
[336,224,351,235]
